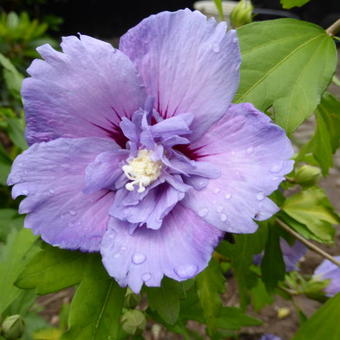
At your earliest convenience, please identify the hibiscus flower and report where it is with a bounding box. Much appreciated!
[8,9,293,292]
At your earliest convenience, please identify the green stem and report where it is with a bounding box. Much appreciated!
[276,218,340,267]
[213,0,224,21]
[326,18,340,36]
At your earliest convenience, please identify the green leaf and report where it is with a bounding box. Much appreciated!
[236,19,337,133]
[261,226,285,291]
[214,307,262,330]
[22,312,50,340]
[292,293,340,340]
[0,144,12,186]
[16,245,89,295]
[196,259,225,331]
[282,187,339,243]
[0,52,23,98]
[280,0,311,9]
[298,93,340,175]
[6,117,27,150]
[61,255,125,340]
[217,224,268,308]
[0,229,38,315]
[146,277,181,325]
[250,275,274,311]
[4,288,36,317]
[33,328,63,340]
[0,209,23,242]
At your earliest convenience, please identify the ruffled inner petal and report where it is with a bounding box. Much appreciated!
[84,150,129,194]
[110,183,186,230]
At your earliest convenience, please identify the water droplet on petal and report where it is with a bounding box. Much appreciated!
[132,253,146,265]
[114,252,121,259]
[49,189,55,194]
[13,175,21,182]
[120,246,127,251]
[107,232,116,240]
[225,193,232,200]
[142,272,152,282]
[214,188,221,194]
[175,264,198,279]
[69,210,76,216]
[256,192,265,201]
[213,43,220,53]
[235,64,240,71]
[198,208,209,217]
[246,146,253,154]
[220,214,227,222]
[233,37,238,43]
[270,162,283,173]
[217,206,223,213]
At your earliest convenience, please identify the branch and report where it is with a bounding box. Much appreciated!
[326,18,340,36]
[276,218,340,267]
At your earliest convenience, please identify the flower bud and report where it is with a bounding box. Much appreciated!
[294,165,321,185]
[124,289,141,309]
[121,310,146,335]
[1,315,25,340]
[230,0,253,28]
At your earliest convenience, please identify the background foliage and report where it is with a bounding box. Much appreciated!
[0,0,339,339]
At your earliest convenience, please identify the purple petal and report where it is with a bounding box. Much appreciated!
[149,113,193,140]
[110,183,185,230]
[260,335,282,340]
[254,239,306,271]
[7,137,117,251]
[182,103,294,233]
[281,239,306,272]
[314,256,340,297]
[84,150,129,194]
[119,9,240,140]
[24,35,146,145]
[101,203,222,293]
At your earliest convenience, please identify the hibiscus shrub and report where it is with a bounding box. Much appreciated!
[1,0,340,339]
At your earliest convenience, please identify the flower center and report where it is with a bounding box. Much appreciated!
[122,149,162,193]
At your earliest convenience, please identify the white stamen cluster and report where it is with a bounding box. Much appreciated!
[122,149,162,193]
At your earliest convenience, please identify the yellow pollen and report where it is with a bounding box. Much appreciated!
[122,149,162,193]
